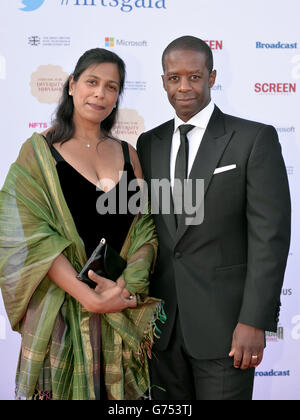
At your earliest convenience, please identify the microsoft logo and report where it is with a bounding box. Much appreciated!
[105,36,148,48]
[105,37,115,47]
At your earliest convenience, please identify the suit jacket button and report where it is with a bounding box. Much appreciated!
[175,252,182,259]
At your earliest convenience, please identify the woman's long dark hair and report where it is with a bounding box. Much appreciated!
[46,48,126,145]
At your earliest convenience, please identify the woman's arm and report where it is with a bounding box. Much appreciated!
[47,254,137,313]
[128,144,143,181]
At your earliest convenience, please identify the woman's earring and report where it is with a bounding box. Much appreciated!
[69,91,72,96]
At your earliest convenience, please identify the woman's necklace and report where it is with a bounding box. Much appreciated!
[77,135,104,149]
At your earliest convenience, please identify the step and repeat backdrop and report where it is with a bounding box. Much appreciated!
[0,0,299,400]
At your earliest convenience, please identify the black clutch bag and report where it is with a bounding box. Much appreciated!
[76,238,127,289]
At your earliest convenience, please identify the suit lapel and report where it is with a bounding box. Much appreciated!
[175,107,235,243]
[151,120,177,239]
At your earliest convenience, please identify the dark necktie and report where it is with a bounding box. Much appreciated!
[173,124,195,228]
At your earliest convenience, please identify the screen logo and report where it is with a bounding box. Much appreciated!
[254,82,296,94]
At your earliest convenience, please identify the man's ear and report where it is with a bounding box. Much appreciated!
[208,70,217,88]
[161,74,167,91]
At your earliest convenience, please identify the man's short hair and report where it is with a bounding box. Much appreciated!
[162,36,213,73]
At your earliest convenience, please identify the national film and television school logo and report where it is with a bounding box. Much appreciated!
[28,36,41,46]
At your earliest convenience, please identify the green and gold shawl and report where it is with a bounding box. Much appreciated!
[0,133,165,400]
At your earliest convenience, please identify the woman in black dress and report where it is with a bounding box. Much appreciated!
[0,48,161,400]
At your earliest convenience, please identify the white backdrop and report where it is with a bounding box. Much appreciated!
[0,0,299,400]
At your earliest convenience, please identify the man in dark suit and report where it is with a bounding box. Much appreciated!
[136,36,291,400]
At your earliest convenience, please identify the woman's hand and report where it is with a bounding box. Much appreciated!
[84,270,137,314]
[93,272,133,300]
[47,255,136,314]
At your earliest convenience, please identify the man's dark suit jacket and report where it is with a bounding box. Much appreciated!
[136,106,291,360]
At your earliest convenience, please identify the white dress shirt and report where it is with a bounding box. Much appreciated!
[170,101,215,188]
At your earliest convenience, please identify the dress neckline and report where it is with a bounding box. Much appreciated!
[50,142,134,193]
[56,157,127,193]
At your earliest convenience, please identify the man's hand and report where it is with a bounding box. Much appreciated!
[229,323,265,370]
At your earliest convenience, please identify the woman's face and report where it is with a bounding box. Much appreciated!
[69,62,120,127]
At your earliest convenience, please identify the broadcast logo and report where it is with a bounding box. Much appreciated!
[20,0,46,11]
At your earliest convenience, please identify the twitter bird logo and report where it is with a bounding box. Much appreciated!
[20,0,46,12]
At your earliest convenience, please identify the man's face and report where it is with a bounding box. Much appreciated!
[162,49,216,122]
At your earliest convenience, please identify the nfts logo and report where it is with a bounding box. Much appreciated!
[19,0,46,12]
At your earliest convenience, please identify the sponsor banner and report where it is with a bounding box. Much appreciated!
[28,36,71,47]
[204,40,223,50]
[30,65,69,104]
[266,326,284,343]
[29,122,49,130]
[105,37,148,48]
[254,82,296,94]
[276,126,296,134]
[125,80,147,91]
[256,41,297,49]
[255,369,291,377]
[112,108,145,146]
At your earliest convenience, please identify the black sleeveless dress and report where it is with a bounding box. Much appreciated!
[49,140,138,259]
[46,139,138,400]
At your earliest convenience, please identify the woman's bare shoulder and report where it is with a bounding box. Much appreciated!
[40,128,52,137]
